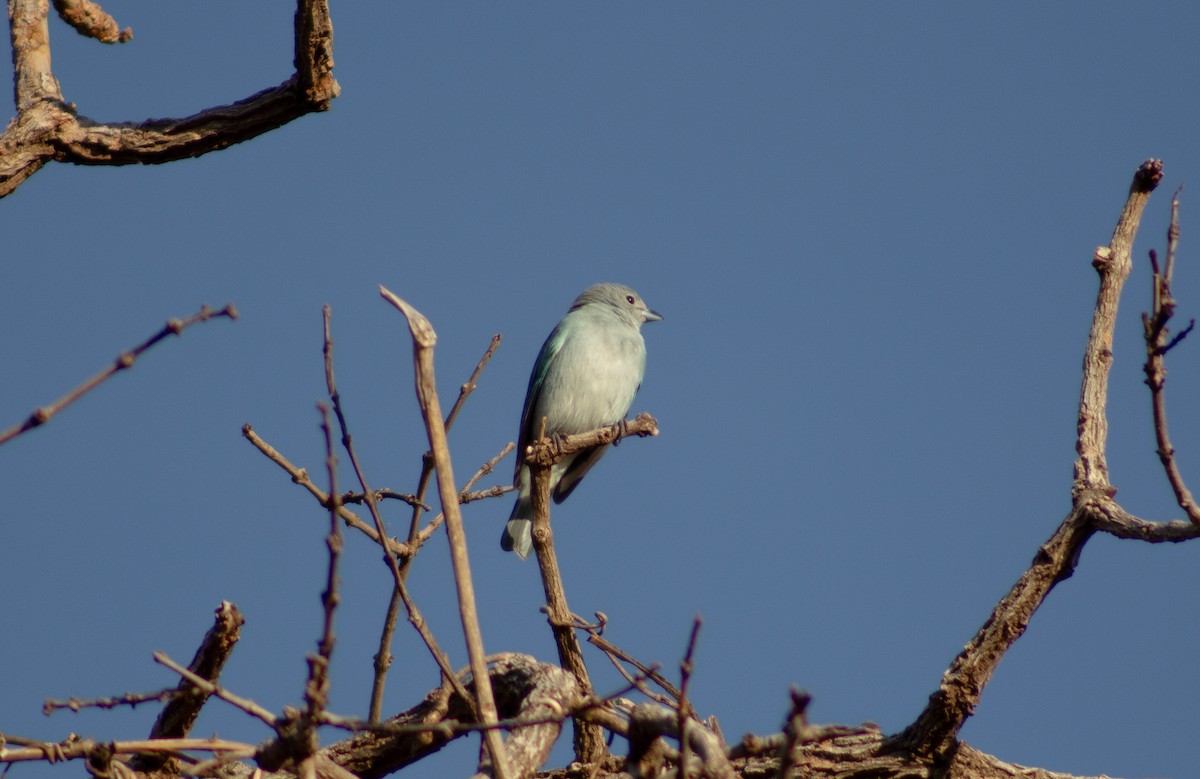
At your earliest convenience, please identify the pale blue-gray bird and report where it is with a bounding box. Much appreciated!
[501,283,662,558]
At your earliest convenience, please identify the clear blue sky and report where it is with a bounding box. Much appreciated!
[4,4,1200,778]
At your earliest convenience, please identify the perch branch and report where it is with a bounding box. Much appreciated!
[528,443,606,764]
[521,413,659,763]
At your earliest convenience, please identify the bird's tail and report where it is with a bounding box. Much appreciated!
[500,494,533,559]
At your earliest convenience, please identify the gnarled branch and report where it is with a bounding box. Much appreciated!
[2,0,338,198]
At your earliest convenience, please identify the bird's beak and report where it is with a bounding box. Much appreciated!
[644,307,663,323]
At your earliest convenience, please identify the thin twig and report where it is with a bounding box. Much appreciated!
[370,335,502,723]
[677,616,702,779]
[339,489,428,510]
[773,687,811,779]
[581,614,698,718]
[43,690,175,715]
[444,333,503,433]
[304,401,343,720]
[320,308,472,714]
[153,653,276,727]
[411,445,517,543]
[1142,189,1200,524]
[0,737,255,765]
[0,304,237,447]
[241,424,414,558]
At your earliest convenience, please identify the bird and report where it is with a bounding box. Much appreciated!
[501,283,662,558]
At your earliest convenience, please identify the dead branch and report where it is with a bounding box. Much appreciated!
[51,0,131,43]
[371,335,503,723]
[241,424,415,558]
[133,601,245,772]
[626,702,734,779]
[2,0,337,197]
[893,159,1167,761]
[379,286,510,779]
[321,307,474,718]
[0,304,237,447]
[1142,190,1200,523]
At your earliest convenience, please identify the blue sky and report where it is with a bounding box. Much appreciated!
[4,4,1200,778]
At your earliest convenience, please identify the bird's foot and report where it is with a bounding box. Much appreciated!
[610,418,629,446]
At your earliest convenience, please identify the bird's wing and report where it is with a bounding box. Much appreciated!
[514,322,568,480]
[552,444,609,503]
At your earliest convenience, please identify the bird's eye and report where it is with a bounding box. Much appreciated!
[626,295,635,305]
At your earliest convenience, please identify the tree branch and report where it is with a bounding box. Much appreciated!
[1074,159,1164,494]
[370,333,503,723]
[1142,189,1200,523]
[379,286,510,779]
[1,0,338,197]
[520,413,659,765]
[131,601,245,772]
[0,303,237,447]
[896,159,1165,760]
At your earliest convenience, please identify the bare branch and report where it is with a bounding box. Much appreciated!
[898,159,1165,760]
[43,690,174,716]
[371,335,504,723]
[51,0,131,43]
[241,424,414,558]
[0,736,255,766]
[153,652,276,727]
[1142,189,1200,524]
[527,435,608,764]
[320,308,472,717]
[1,0,338,197]
[677,616,702,779]
[379,286,510,779]
[1074,159,1163,494]
[132,601,245,772]
[0,304,237,447]
[772,688,811,779]
[304,403,342,722]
